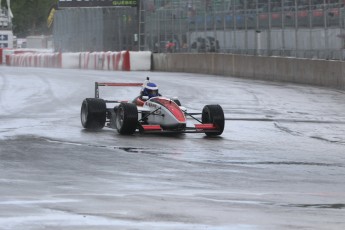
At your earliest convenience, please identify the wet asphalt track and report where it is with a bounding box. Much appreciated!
[0,66,345,230]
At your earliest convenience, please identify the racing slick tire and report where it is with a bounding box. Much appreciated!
[81,98,107,130]
[115,103,138,135]
[202,104,225,136]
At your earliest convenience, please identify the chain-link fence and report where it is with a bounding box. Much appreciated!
[142,0,345,60]
[54,7,138,52]
[53,1,345,60]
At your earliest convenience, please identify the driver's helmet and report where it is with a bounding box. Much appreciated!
[142,82,159,98]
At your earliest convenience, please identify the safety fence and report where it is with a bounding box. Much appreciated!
[3,49,151,71]
[54,7,138,52]
[141,0,345,60]
[51,1,345,60]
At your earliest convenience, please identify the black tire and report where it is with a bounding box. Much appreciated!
[115,103,138,135]
[81,98,107,130]
[202,104,225,136]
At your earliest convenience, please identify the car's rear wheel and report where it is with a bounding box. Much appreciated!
[81,98,106,130]
[202,104,224,136]
[115,103,138,135]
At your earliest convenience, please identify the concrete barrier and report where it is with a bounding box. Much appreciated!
[129,51,151,71]
[152,53,345,90]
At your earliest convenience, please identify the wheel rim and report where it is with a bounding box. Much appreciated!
[81,102,88,125]
[116,107,124,130]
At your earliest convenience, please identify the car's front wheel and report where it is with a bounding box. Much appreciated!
[81,98,106,130]
[115,103,138,135]
[202,104,225,136]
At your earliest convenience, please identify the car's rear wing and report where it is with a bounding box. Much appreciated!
[95,82,143,99]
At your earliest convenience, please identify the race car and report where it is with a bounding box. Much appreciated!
[80,79,225,136]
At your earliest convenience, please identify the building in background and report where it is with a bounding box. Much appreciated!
[0,6,13,48]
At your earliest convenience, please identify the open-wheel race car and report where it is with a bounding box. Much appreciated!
[80,78,225,136]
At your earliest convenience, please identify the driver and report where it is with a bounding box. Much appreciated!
[142,82,159,99]
[134,78,160,106]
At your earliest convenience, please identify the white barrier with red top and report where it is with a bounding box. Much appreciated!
[78,51,130,71]
[3,50,151,71]
[7,52,62,68]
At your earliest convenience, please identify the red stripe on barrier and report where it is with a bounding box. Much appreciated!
[107,53,111,70]
[0,48,3,64]
[112,53,116,70]
[14,50,27,54]
[102,53,105,70]
[123,50,130,71]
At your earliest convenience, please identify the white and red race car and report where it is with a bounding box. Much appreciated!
[80,80,225,136]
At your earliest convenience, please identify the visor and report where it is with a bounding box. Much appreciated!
[148,89,158,97]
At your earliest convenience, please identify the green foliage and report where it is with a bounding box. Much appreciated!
[3,0,58,37]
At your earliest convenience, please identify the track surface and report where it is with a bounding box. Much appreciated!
[0,66,345,230]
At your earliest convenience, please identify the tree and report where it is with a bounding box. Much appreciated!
[1,0,57,37]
